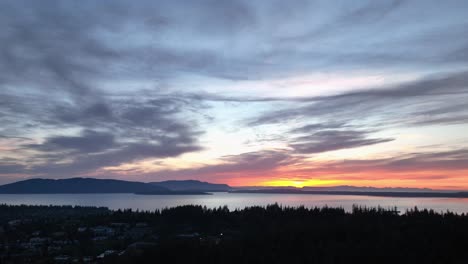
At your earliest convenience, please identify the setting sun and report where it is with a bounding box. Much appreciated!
[263,179,343,188]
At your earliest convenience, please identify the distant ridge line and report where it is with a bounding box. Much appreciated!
[231,189,468,198]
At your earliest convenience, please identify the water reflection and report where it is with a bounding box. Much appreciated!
[1,192,468,213]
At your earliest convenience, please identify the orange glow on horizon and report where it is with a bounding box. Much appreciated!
[102,159,468,190]
[219,169,468,190]
[262,179,343,188]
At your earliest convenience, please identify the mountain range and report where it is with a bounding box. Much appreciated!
[0,178,169,194]
[0,177,460,195]
[0,178,232,194]
[235,185,455,193]
[302,185,449,193]
[150,180,231,192]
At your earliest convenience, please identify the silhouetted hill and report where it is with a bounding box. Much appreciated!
[231,189,468,198]
[302,185,442,192]
[0,178,171,194]
[135,190,211,195]
[234,185,457,193]
[150,180,231,192]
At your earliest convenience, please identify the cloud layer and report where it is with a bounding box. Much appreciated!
[1,1,467,188]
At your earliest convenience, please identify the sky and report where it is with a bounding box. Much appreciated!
[1,0,468,189]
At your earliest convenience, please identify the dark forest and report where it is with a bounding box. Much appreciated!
[1,204,468,263]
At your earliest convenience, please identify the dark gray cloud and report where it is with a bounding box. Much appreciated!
[0,0,253,93]
[54,103,113,125]
[1,0,467,93]
[381,149,468,172]
[0,135,31,141]
[25,130,116,154]
[1,127,202,177]
[289,130,394,154]
[304,149,468,179]
[0,163,27,174]
[217,150,296,172]
[27,141,202,176]
[0,90,204,178]
[289,122,348,134]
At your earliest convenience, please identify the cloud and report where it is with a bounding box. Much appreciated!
[150,150,298,181]
[249,70,468,128]
[379,149,468,172]
[289,122,348,134]
[1,0,467,92]
[289,130,394,154]
[0,1,468,186]
[147,148,468,184]
[28,141,202,176]
[54,103,113,125]
[289,149,468,180]
[0,94,204,177]
[0,128,203,177]
[25,130,116,154]
[0,163,27,174]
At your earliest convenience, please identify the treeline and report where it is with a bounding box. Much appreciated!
[1,204,468,263]
[111,205,468,264]
[0,204,109,222]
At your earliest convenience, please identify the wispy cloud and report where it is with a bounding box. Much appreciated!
[249,70,468,128]
[289,130,394,154]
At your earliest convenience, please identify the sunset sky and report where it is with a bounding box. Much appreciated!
[1,0,468,189]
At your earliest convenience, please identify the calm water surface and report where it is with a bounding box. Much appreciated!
[1,192,468,213]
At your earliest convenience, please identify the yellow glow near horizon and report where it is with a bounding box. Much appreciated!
[263,179,343,188]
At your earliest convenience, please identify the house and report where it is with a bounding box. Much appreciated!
[110,222,130,228]
[91,226,115,236]
[124,227,152,240]
[176,232,200,238]
[92,236,108,241]
[29,237,51,247]
[83,256,94,263]
[54,255,71,263]
[124,242,157,256]
[77,227,87,232]
[97,250,117,259]
[52,240,72,246]
[52,231,66,238]
[8,220,22,227]
[47,245,62,254]
[135,222,148,227]
[8,219,32,227]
